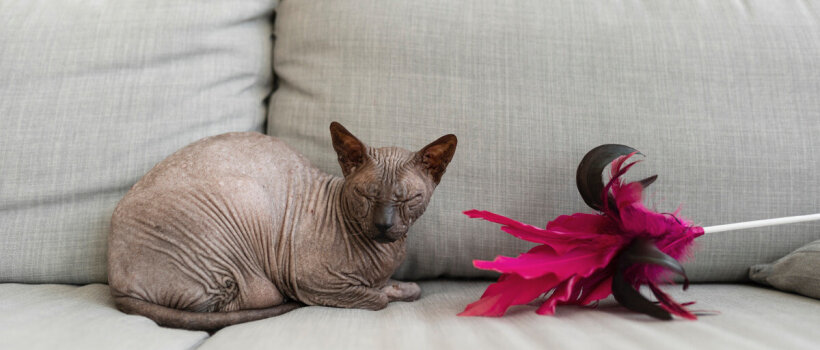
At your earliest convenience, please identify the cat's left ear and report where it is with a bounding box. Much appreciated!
[415,134,457,184]
[330,122,368,176]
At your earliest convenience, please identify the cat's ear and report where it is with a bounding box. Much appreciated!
[415,134,457,184]
[330,122,368,176]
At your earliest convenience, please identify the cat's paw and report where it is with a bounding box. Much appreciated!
[382,281,421,302]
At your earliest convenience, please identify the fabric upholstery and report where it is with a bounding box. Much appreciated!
[0,283,207,350]
[267,0,820,281]
[0,0,278,283]
[2,281,817,350]
[750,239,820,299]
[199,280,820,350]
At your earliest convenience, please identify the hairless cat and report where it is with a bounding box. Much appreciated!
[108,122,457,331]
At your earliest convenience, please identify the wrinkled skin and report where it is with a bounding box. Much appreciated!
[108,123,456,330]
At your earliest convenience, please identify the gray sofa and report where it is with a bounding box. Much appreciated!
[2,1,819,349]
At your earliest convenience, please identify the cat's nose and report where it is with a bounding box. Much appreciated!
[375,223,393,234]
[373,204,395,234]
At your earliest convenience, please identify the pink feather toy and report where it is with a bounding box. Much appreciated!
[459,144,820,320]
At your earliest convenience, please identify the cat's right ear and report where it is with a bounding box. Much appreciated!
[330,122,367,176]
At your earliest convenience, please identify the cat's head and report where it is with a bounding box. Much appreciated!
[330,122,457,244]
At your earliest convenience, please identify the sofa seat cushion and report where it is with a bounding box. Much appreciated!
[0,284,207,350]
[2,281,817,349]
[200,280,820,350]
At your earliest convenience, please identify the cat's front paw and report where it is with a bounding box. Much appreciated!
[382,281,421,302]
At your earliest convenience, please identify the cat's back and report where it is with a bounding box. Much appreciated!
[134,132,315,190]
[111,131,321,239]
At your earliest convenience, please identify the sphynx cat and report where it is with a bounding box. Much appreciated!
[107,122,457,331]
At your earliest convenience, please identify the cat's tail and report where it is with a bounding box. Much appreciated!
[114,296,302,332]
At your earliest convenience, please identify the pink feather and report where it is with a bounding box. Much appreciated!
[460,152,703,319]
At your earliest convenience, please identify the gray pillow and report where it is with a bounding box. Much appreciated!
[267,0,820,282]
[750,240,820,300]
[0,1,277,284]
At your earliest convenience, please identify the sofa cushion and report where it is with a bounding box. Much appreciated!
[267,0,820,281]
[198,280,820,350]
[0,283,207,350]
[750,239,820,299]
[0,1,278,283]
[3,281,815,349]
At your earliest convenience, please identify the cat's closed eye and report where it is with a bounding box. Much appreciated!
[399,193,424,209]
[354,185,379,199]
[401,193,422,203]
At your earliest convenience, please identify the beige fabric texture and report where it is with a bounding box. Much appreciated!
[750,239,820,299]
[199,281,820,350]
[0,1,278,283]
[2,281,817,349]
[0,283,208,350]
[267,0,820,281]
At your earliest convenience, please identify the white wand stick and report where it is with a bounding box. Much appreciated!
[703,213,820,234]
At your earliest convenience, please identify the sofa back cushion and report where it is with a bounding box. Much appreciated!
[0,1,278,283]
[268,0,820,281]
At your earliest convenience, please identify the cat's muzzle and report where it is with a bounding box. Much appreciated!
[373,226,405,243]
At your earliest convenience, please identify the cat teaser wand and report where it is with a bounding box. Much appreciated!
[459,144,820,320]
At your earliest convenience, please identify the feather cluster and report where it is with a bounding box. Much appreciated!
[459,148,704,320]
